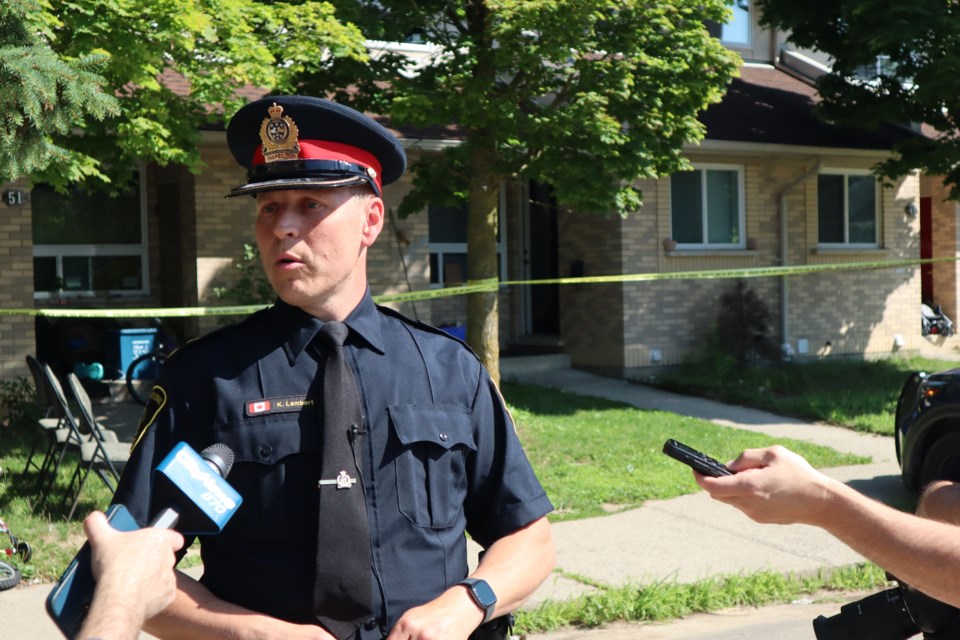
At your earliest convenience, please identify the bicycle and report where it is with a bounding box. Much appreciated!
[0,514,32,591]
[125,319,178,406]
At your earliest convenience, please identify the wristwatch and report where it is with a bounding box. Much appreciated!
[458,578,497,623]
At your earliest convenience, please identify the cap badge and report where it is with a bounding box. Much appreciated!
[259,103,301,162]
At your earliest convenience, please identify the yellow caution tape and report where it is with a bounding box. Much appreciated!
[0,257,952,318]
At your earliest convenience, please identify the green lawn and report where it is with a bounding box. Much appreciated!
[652,354,960,435]
[505,382,864,521]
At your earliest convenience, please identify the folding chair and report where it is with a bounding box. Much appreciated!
[21,356,66,481]
[33,365,119,515]
[62,373,130,520]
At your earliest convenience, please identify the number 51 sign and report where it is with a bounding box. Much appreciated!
[3,189,25,206]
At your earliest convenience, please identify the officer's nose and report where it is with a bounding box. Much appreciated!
[273,206,300,239]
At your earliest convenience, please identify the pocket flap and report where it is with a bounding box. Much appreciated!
[212,415,319,465]
[388,404,476,451]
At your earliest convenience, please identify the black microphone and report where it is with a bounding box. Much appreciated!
[147,442,243,534]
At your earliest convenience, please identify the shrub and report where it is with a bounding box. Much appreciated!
[0,376,42,431]
[715,279,780,368]
[213,243,274,306]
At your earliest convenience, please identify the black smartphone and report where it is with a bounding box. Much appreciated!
[46,503,141,639]
[662,439,733,477]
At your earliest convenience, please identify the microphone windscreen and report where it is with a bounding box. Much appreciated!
[200,442,235,477]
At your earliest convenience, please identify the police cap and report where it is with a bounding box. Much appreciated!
[225,95,406,199]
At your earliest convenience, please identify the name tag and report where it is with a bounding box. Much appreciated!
[245,396,314,417]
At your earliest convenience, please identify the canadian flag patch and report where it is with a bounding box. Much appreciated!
[247,400,271,415]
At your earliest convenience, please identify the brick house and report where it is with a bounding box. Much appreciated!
[0,4,951,383]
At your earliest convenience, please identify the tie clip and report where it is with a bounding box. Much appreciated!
[318,470,357,489]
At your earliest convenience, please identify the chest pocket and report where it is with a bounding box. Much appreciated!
[388,404,477,529]
[209,414,322,539]
[211,413,320,465]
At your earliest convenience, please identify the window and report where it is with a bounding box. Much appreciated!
[706,0,751,47]
[428,201,505,285]
[817,172,878,247]
[32,175,147,297]
[670,164,745,248]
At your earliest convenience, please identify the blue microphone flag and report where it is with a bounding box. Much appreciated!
[153,442,242,534]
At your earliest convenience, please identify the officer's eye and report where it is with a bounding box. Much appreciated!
[258,203,278,215]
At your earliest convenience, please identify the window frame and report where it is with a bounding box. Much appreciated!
[670,162,746,250]
[720,0,752,47]
[32,171,149,299]
[427,187,508,287]
[816,169,880,249]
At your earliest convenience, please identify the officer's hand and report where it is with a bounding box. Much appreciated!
[385,585,484,640]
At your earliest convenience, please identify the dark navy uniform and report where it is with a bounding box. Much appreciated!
[112,291,553,636]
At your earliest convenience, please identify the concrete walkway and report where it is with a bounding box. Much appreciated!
[1,367,913,639]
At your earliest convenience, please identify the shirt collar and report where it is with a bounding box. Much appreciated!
[272,290,386,365]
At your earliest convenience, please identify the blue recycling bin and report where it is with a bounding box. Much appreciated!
[109,328,158,379]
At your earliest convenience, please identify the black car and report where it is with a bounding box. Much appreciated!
[896,368,960,492]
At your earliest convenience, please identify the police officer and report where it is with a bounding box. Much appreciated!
[111,95,556,640]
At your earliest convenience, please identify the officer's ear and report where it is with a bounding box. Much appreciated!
[360,195,384,247]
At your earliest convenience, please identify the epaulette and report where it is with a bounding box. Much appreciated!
[375,304,480,361]
[163,305,273,365]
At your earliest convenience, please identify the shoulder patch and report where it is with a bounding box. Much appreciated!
[132,385,167,452]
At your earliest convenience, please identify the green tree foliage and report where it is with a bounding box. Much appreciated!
[312,0,741,380]
[3,0,367,190]
[0,0,117,183]
[756,0,960,196]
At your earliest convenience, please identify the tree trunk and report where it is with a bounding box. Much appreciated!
[466,140,501,385]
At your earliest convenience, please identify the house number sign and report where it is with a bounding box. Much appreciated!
[3,189,25,206]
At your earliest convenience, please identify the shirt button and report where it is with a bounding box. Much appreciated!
[259,445,272,457]
[363,617,379,630]
[439,433,448,442]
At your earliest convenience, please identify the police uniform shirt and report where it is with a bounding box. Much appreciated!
[112,291,554,634]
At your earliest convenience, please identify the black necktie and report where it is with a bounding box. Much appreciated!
[313,321,373,638]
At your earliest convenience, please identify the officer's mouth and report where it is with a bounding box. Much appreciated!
[275,254,304,269]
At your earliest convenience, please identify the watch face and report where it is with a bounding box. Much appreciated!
[472,579,497,607]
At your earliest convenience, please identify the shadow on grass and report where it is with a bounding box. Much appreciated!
[503,381,631,417]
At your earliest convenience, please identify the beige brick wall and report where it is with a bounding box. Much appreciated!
[558,204,626,370]
[615,152,921,376]
[0,180,37,381]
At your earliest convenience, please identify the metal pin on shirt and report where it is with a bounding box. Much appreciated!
[318,470,357,489]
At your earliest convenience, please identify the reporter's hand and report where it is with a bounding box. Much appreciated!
[84,510,185,619]
[693,445,836,526]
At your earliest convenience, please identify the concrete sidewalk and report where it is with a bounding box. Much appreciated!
[1,367,910,639]
[507,367,909,639]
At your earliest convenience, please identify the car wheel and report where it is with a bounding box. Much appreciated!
[920,431,960,487]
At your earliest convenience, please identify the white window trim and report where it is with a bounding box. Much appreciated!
[428,185,508,287]
[33,169,149,299]
[817,169,880,249]
[672,162,746,250]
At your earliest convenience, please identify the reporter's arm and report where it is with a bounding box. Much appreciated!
[77,512,183,640]
[143,571,333,640]
[810,476,960,608]
[696,446,960,608]
[386,516,555,640]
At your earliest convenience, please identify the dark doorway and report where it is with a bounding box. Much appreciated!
[526,182,560,335]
